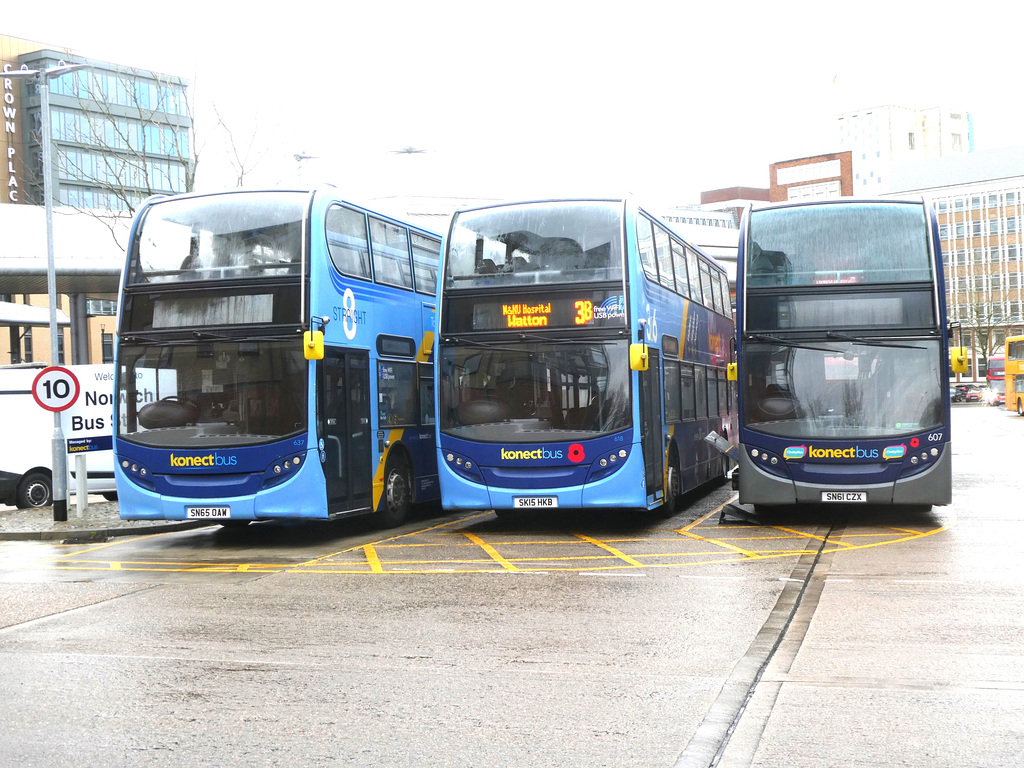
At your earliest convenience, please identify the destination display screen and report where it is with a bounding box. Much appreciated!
[443,290,627,333]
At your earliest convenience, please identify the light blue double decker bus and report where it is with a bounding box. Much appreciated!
[733,198,966,509]
[435,198,736,515]
[114,189,442,526]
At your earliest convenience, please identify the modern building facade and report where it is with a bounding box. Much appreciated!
[837,105,973,195]
[1,34,192,366]
[887,147,1024,380]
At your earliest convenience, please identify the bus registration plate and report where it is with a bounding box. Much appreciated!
[513,497,558,509]
[187,506,231,519]
[821,492,866,503]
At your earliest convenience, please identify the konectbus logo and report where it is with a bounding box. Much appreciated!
[500,447,564,461]
[784,444,907,461]
[498,444,586,464]
[169,452,239,468]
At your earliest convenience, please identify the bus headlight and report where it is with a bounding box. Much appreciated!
[262,453,307,489]
[442,449,483,482]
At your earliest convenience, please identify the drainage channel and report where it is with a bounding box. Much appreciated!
[673,521,841,768]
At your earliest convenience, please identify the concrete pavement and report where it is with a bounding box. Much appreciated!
[0,498,209,541]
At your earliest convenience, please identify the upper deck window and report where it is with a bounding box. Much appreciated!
[128,192,307,286]
[747,202,933,288]
[445,201,623,288]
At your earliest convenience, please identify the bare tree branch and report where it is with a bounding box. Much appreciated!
[23,60,195,251]
[212,103,262,187]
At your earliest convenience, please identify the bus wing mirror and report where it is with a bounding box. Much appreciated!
[304,330,325,360]
[727,362,737,381]
[629,342,649,372]
[950,347,968,375]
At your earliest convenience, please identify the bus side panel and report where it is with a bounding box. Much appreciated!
[437,456,491,510]
[892,450,951,506]
[736,449,796,506]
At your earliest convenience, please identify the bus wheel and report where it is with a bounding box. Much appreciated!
[379,455,412,528]
[16,471,52,509]
[663,460,682,513]
[1018,398,1023,416]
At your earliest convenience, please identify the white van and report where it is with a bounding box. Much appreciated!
[0,364,117,508]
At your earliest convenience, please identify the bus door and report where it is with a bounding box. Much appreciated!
[639,348,664,500]
[321,350,372,511]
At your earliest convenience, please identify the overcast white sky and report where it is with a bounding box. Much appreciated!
[6,1,1022,206]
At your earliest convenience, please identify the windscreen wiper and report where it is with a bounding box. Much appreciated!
[120,333,176,345]
[440,336,513,350]
[744,333,836,353]
[825,331,925,350]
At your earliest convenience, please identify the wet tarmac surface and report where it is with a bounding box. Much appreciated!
[1,404,1021,766]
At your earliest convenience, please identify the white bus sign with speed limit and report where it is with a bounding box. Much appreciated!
[31,366,81,412]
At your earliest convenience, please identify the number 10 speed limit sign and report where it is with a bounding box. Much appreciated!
[32,366,81,412]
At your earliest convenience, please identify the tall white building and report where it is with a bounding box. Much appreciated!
[838,106,973,194]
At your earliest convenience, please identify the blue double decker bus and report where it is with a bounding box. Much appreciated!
[436,198,736,514]
[114,189,442,526]
[733,198,967,509]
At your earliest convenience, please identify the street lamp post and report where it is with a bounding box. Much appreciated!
[8,60,87,522]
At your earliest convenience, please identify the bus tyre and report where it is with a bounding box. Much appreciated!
[663,462,681,514]
[16,471,52,509]
[379,454,412,528]
[1018,398,1023,416]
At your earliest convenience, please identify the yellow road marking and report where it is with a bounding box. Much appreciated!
[574,533,644,567]
[295,512,491,567]
[675,528,763,558]
[773,525,855,549]
[15,495,949,575]
[462,532,518,571]
[363,544,383,573]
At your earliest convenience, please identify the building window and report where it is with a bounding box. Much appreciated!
[24,328,33,363]
[101,332,114,364]
[87,299,117,316]
[908,133,915,150]
[952,134,963,151]
[972,221,981,237]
